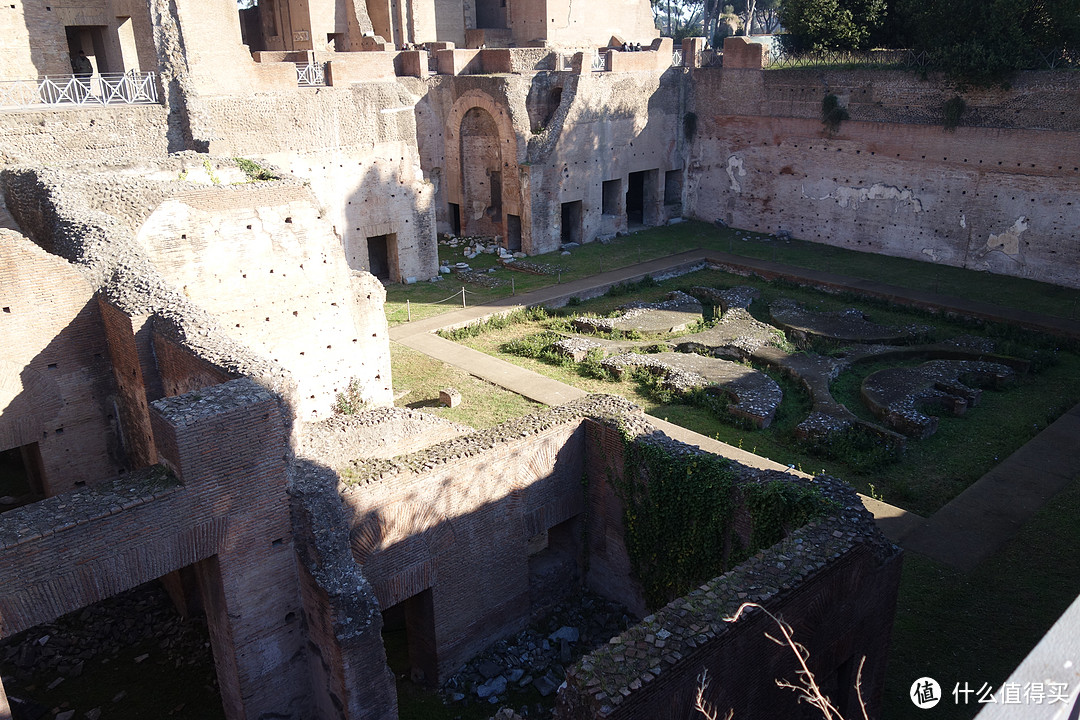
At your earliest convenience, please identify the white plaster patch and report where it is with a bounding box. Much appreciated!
[922,248,940,261]
[959,213,966,229]
[726,155,746,193]
[986,216,1028,257]
[828,183,924,212]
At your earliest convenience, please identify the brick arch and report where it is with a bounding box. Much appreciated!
[349,501,456,564]
[444,90,525,239]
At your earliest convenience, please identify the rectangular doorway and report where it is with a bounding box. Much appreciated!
[0,443,45,513]
[66,26,110,74]
[626,171,645,225]
[366,233,399,283]
[448,203,461,236]
[381,588,438,686]
[506,214,522,252]
[560,201,582,245]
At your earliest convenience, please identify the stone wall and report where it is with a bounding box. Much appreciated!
[340,407,590,679]
[0,105,170,166]
[135,181,393,417]
[556,521,901,719]
[324,394,901,718]
[687,68,1080,288]
[188,82,439,284]
[527,69,686,252]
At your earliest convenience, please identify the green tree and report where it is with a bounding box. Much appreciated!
[778,0,886,51]
[889,0,1080,84]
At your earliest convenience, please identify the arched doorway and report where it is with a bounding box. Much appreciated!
[459,107,504,238]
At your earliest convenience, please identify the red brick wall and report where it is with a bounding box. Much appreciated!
[152,332,234,399]
[582,419,647,618]
[342,422,587,680]
[98,298,157,469]
[558,542,902,720]
[0,233,121,493]
[0,376,311,719]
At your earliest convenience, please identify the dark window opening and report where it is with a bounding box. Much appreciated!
[381,588,438,687]
[0,444,45,513]
[560,201,582,245]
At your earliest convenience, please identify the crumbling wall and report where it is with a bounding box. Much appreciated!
[527,68,687,253]
[135,181,393,417]
[556,515,901,719]
[687,68,1080,288]
[186,81,439,284]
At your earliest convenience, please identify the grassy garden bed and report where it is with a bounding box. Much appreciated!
[431,268,1080,517]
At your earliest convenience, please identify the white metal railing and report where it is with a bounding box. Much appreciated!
[0,72,159,110]
[295,62,327,87]
[672,49,683,66]
[591,51,607,72]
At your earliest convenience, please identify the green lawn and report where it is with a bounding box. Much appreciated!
[386,221,1080,327]
[431,267,1080,516]
[884,471,1080,719]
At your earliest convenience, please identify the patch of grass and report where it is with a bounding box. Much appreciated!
[390,343,543,428]
[446,267,1080,515]
[884,472,1080,719]
[386,221,1080,326]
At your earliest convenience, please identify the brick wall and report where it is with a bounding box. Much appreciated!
[342,420,587,679]
[98,298,157,468]
[152,332,234,399]
[0,231,122,492]
[0,372,317,719]
[557,478,902,720]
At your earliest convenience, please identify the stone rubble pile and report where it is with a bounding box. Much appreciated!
[439,591,632,716]
[0,583,218,719]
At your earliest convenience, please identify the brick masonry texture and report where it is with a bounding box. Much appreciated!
[331,395,901,716]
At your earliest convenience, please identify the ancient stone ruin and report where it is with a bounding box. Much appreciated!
[1,0,1077,718]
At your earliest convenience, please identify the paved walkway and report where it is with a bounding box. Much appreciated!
[392,249,1080,566]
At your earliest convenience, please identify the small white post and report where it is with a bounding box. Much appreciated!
[461,286,466,308]
[407,299,411,322]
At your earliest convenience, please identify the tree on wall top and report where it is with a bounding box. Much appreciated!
[778,0,886,51]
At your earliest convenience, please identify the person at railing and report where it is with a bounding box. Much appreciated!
[71,50,92,76]
[70,50,93,102]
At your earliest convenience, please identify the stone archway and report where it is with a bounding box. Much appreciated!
[443,91,524,245]
[459,107,503,237]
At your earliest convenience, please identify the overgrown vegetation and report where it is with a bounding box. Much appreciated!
[333,378,368,415]
[820,93,850,134]
[942,94,966,131]
[743,478,838,549]
[234,157,279,182]
[613,431,832,609]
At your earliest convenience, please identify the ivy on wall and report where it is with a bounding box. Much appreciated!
[614,429,834,609]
